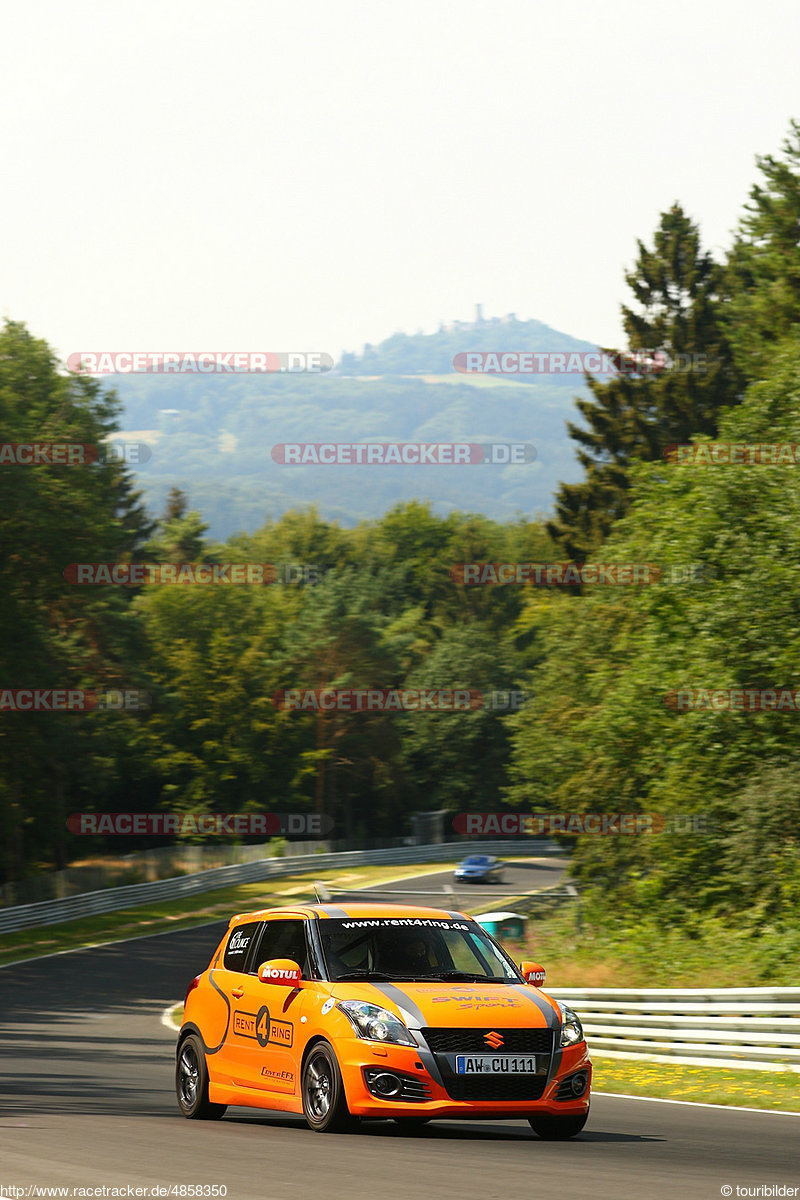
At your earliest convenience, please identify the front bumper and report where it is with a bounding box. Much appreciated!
[337,1035,591,1120]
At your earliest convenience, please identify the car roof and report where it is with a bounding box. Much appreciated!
[227,901,470,927]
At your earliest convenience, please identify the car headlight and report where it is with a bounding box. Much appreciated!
[337,1001,417,1046]
[559,1004,584,1047]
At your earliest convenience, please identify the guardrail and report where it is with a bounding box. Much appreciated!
[0,839,560,935]
[553,987,800,1073]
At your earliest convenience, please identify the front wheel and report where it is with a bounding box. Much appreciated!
[529,1109,588,1139]
[302,1043,356,1133]
[176,1034,226,1120]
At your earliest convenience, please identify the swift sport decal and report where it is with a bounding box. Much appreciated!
[429,993,523,1011]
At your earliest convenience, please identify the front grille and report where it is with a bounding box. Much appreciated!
[399,1076,432,1101]
[421,1027,553,1055]
[421,1027,554,1102]
[445,1075,548,1101]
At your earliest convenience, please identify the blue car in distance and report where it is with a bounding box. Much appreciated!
[454,854,506,883]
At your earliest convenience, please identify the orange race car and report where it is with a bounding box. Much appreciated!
[175,902,591,1137]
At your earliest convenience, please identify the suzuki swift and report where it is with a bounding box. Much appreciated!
[176,902,591,1137]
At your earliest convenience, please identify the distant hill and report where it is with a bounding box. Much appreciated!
[337,312,600,378]
[111,315,599,538]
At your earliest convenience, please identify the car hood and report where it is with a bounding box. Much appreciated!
[329,980,561,1030]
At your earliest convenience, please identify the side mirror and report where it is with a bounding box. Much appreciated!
[258,958,303,986]
[519,960,546,987]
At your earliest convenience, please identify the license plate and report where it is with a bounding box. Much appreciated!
[455,1054,539,1074]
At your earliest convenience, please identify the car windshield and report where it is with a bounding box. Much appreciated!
[317,916,521,983]
[463,856,489,865]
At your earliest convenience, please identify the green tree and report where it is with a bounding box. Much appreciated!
[0,321,152,882]
[510,343,800,921]
[401,624,523,815]
[725,120,800,382]
[549,205,742,558]
[144,487,209,562]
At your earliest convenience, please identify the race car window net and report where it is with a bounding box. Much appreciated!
[317,918,521,983]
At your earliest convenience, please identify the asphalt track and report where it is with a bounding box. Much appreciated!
[0,872,797,1200]
[333,855,570,908]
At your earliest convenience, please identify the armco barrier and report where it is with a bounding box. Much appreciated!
[553,987,800,1072]
[0,840,559,935]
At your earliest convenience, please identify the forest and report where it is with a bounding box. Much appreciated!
[2,122,800,939]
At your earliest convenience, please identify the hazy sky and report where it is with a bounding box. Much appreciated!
[2,0,799,364]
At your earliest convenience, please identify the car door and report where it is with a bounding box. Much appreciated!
[225,916,312,1094]
[206,920,262,1088]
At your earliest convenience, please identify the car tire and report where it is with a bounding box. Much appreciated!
[302,1042,356,1133]
[176,1034,227,1120]
[528,1109,589,1139]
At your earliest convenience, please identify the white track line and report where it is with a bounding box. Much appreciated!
[161,1002,183,1032]
[595,1091,800,1116]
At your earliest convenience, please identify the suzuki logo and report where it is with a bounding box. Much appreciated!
[484,1030,504,1049]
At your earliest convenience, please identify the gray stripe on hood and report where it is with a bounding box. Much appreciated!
[371,984,444,1086]
[509,984,562,1082]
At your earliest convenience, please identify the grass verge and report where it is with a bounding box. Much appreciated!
[502,899,800,987]
[591,1057,800,1111]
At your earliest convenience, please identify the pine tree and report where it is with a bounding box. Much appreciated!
[549,205,742,559]
[725,120,800,381]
